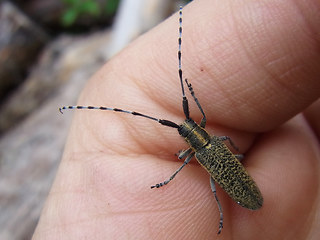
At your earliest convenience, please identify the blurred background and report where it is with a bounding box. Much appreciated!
[0,0,190,239]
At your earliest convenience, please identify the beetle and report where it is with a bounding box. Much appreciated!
[59,6,263,234]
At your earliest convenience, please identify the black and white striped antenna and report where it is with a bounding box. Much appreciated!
[59,105,179,128]
[59,7,191,128]
[178,6,190,120]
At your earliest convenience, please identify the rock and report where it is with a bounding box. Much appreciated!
[0,1,49,101]
[0,30,111,240]
[0,32,109,134]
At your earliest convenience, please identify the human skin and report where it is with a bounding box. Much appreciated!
[33,0,320,239]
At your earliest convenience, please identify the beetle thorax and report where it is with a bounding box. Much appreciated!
[178,119,211,151]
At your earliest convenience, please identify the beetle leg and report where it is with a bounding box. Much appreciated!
[210,177,223,234]
[177,148,192,159]
[219,136,240,152]
[185,79,206,128]
[235,154,244,161]
[151,152,194,189]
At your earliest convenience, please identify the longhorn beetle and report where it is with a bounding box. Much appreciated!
[59,6,263,235]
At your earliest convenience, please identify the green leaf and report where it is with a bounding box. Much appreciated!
[105,0,120,15]
[61,8,78,26]
[81,1,100,16]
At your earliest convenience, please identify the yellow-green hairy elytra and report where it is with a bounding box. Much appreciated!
[59,6,263,235]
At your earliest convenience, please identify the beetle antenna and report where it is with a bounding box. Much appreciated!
[59,106,179,129]
[178,6,190,120]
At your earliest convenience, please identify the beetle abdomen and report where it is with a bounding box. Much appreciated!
[195,136,263,210]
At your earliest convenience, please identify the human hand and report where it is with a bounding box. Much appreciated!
[33,0,320,239]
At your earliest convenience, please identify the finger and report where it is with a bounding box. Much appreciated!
[179,0,320,131]
[86,0,320,133]
[304,98,320,140]
[230,114,320,239]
